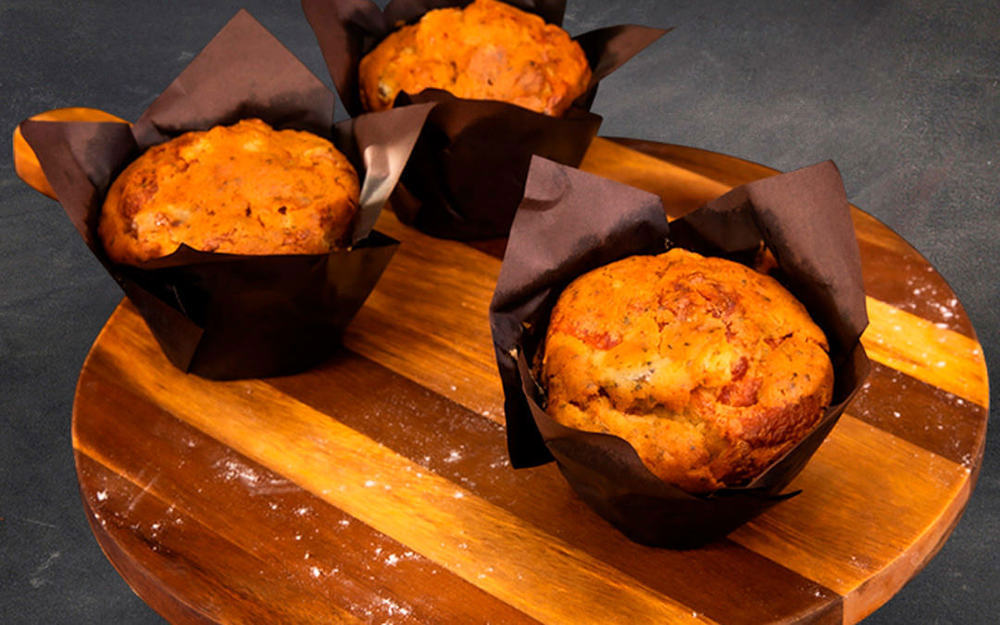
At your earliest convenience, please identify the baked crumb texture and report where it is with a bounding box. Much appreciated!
[99,119,360,265]
[359,0,592,116]
[542,248,834,493]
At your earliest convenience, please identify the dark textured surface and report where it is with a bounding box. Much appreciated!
[0,1,995,623]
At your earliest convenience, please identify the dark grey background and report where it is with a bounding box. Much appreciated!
[1,1,996,623]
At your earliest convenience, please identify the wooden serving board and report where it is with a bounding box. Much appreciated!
[66,138,988,625]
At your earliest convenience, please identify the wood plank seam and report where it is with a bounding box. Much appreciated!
[49,128,987,625]
[82,301,983,625]
[74,374,549,625]
[728,413,972,621]
[93,327,720,625]
[861,297,988,408]
[360,214,991,437]
[264,346,845,625]
[73,449,367,625]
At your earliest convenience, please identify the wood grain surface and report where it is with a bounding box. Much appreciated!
[55,137,988,624]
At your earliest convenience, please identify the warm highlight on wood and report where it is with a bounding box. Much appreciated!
[728,414,972,622]
[344,216,506,422]
[85,308,718,625]
[861,297,987,407]
[13,121,982,624]
[580,137,731,218]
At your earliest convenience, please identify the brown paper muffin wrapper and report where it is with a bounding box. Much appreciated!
[489,156,871,548]
[20,10,433,380]
[302,0,669,239]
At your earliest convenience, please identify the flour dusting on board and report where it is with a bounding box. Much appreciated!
[488,456,510,470]
[213,454,296,495]
[904,275,963,329]
[216,457,261,483]
[382,550,418,567]
[375,595,412,618]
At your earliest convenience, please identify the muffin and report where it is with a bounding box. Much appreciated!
[358,0,591,116]
[99,119,360,265]
[540,248,834,493]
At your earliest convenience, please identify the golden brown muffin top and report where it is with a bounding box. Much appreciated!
[541,248,834,492]
[359,0,591,116]
[99,119,360,265]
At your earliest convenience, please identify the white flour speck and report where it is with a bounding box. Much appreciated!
[378,597,411,617]
[96,491,108,501]
[364,480,377,488]
[444,450,462,463]
[216,458,261,485]
[310,566,321,578]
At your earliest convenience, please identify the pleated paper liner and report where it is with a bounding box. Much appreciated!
[20,10,432,380]
[490,156,871,548]
[303,0,669,239]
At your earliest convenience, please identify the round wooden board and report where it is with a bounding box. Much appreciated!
[72,139,989,625]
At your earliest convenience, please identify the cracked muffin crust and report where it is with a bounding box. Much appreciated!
[541,248,834,493]
[358,0,591,116]
[99,119,359,265]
